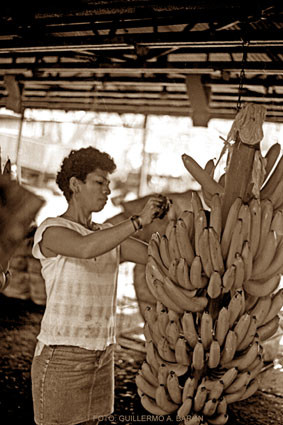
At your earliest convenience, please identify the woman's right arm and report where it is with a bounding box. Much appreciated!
[40,196,165,259]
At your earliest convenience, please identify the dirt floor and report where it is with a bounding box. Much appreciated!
[0,294,282,425]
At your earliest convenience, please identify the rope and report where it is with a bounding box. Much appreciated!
[236,40,250,112]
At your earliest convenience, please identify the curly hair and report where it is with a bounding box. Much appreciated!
[56,146,116,201]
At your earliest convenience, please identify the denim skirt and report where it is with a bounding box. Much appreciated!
[31,343,114,425]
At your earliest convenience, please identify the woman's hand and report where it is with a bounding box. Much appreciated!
[139,194,170,227]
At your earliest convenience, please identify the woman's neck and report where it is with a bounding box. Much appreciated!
[61,204,93,229]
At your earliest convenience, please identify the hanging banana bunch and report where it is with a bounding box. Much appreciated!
[136,104,283,425]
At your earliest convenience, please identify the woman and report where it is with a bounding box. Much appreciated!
[31,146,168,425]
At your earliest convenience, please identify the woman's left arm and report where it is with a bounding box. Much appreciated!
[120,237,149,265]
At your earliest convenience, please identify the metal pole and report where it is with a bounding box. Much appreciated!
[138,114,148,197]
[16,109,25,184]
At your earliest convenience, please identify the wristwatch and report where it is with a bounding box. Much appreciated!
[130,215,143,231]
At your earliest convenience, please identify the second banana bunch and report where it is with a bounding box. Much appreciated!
[137,144,283,425]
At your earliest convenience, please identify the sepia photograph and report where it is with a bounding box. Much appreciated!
[0,2,282,425]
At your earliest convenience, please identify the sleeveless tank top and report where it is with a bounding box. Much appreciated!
[32,217,120,350]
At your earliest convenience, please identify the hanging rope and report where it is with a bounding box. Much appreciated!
[236,39,250,112]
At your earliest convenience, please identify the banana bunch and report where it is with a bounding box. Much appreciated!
[138,139,283,423]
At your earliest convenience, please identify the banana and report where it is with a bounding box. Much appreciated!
[257,315,280,341]
[194,209,208,256]
[168,224,181,261]
[165,218,176,238]
[221,197,243,260]
[208,339,221,369]
[207,271,222,299]
[177,397,193,420]
[193,384,208,412]
[238,378,259,401]
[159,235,171,269]
[249,198,262,257]
[148,235,168,274]
[244,274,281,299]
[157,308,169,337]
[261,142,281,187]
[241,240,253,281]
[203,398,218,416]
[140,393,170,415]
[136,371,157,399]
[261,288,283,325]
[200,311,214,350]
[192,340,205,370]
[224,371,251,394]
[168,258,179,283]
[208,227,225,275]
[156,300,166,315]
[249,295,272,327]
[157,337,176,363]
[147,254,166,283]
[216,397,227,415]
[166,319,180,349]
[157,363,169,385]
[236,315,257,352]
[252,230,279,277]
[168,308,182,322]
[177,258,196,291]
[225,339,260,371]
[248,355,264,379]
[202,159,215,208]
[182,376,198,402]
[260,153,283,200]
[252,237,283,280]
[208,380,224,402]
[191,190,204,215]
[215,307,230,346]
[146,340,161,374]
[222,264,236,294]
[210,193,222,240]
[154,279,183,314]
[144,305,157,328]
[226,218,243,268]
[238,203,251,241]
[156,384,179,413]
[190,255,208,289]
[270,209,283,234]
[224,386,246,404]
[228,290,243,328]
[255,198,273,259]
[163,276,208,313]
[267,177,283,209]
[232,253,245,290]
[176,218,195,265]
[181,311,199,348]
[175,336,192,365]
[220,330,237,366]
[207,413,229,424]
[179,209,195,239]
[145,262,159,299]
[141,361,159,387]
[154,347,189,377]
[234,313,251,348]
[198,228,214,277]
[221,367,239,390]
[167,371,182,404]
[244,294,258,312]
[144,322,153,343]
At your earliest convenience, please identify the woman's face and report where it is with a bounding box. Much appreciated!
[75,168,111,212]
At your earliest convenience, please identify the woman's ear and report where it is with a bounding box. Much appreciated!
[69,176,80,194]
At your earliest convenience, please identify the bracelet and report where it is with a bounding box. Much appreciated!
[130,215,143,231]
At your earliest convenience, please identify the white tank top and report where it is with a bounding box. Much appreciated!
[32,217,120,350]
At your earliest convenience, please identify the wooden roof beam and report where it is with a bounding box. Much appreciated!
[186,75,210,127]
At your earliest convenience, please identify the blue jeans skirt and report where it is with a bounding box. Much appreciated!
[31,343,114,425]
